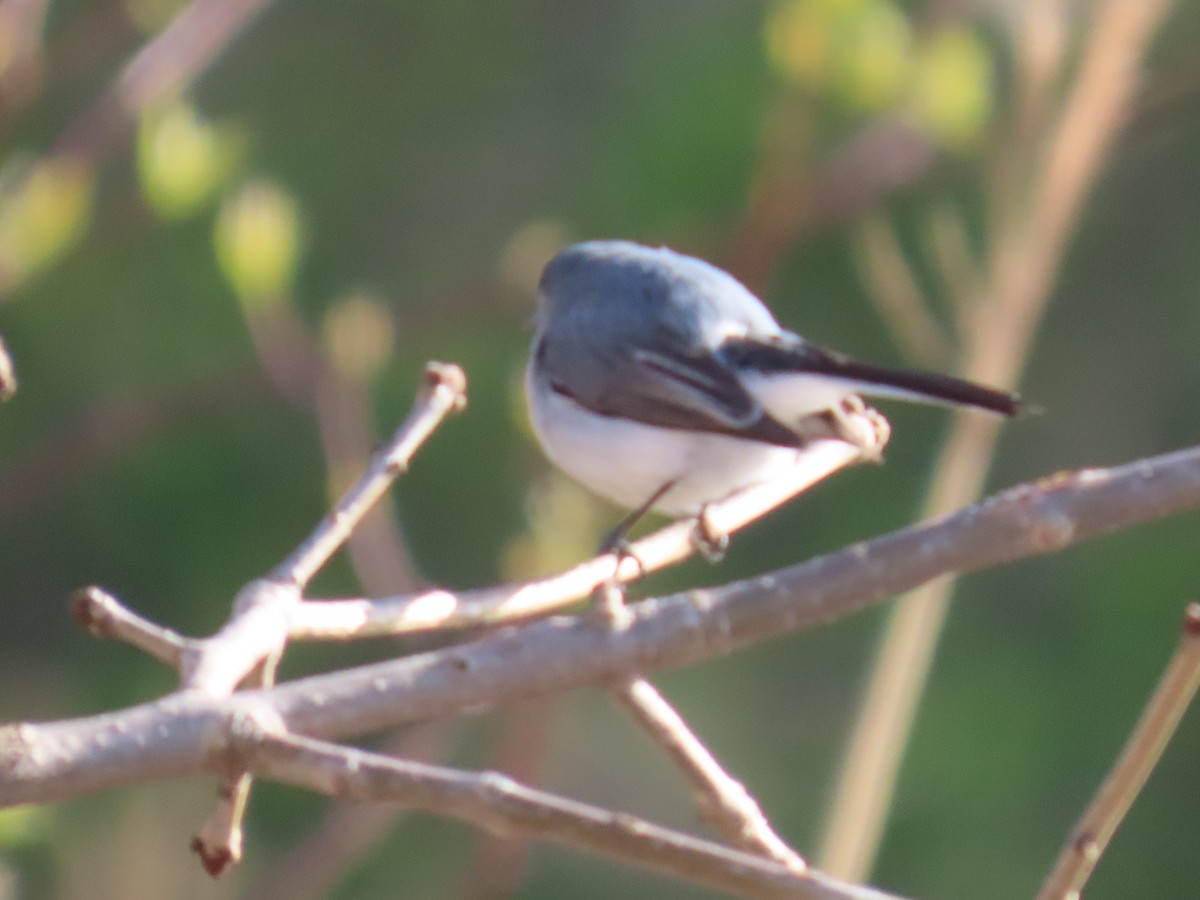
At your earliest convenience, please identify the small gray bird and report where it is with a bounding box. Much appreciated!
[525,240,1019,540]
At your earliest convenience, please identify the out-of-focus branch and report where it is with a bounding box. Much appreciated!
[853,214,952,368]
[730,118,936,292]
[54,0,278,163]
[1037,603,1200,900]
[453,702,554,900]
[0,0,49,111]
[0,366,270,525]
[818,0,1175,880]
[0,335,16,400]
[8,441,1200,808]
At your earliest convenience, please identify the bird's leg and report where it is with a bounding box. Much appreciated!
[598,479,677,577]
[691,505,729,562]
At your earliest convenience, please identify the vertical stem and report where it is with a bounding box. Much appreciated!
[817,0,1173,879]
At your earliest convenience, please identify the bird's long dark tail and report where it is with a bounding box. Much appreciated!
[723,336,1022,416]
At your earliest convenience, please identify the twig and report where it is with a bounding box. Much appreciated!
[274,361,467,590]
[1036,603,1200,900]
[70,585,187,667]
[611,678,806,872]
[231,724,904,900]
[288,416,888,639]
[597,577,803,870]
[817,0,1175,879]
[176,362,466,696]
[8,442,1200,807]
[191,771,252,875]
[191,653,280,874]
[311,369,422,595]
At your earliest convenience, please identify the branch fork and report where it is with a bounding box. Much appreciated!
[57,360,889,895]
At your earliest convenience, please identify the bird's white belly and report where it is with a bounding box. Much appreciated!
[526,371,807,517]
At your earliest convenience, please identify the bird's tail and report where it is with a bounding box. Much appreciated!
[723,337,1022,416]
[809,354,1022,415]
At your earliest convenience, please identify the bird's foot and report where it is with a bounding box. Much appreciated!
[598,528,648,581]
[691,505,729,563]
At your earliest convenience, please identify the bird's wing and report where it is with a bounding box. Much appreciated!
[537,332,805,447]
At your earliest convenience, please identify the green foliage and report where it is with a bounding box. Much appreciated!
[137,101,243,219]
[767,0,994,148]
[214,179,303,308]
[0,156,94,287]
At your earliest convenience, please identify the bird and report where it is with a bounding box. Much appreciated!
[524,240,1020,550]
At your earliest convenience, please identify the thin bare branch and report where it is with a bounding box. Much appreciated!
[253,722,454,900]
[70,585,187,668]
[1037,603,1200,900]
[191,648,281,875]
[172,362,466,697]
[612,678,805,871]
[191,771,252,875]
[7,442,1200,808]
[275,361,467,590]
[289,411,887,639]
[178,578,298,696]
[232,726,904,900]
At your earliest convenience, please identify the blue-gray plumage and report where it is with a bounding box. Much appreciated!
[526,240,1019,519]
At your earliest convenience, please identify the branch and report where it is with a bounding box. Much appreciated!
[1036,603,1200,900]
[611,677,805,870]
[71,585,187,667]
[288,407,887,639]
[6,442,1200,807]
[177,361,466,696]
[230,722,903,900]
[250,722,454,900]
[54,0,279,163]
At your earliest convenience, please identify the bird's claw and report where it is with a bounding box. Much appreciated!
[599,531,648,580]
[691,505,729,563]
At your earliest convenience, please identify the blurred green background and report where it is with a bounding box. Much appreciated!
[2,1,1200,898]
